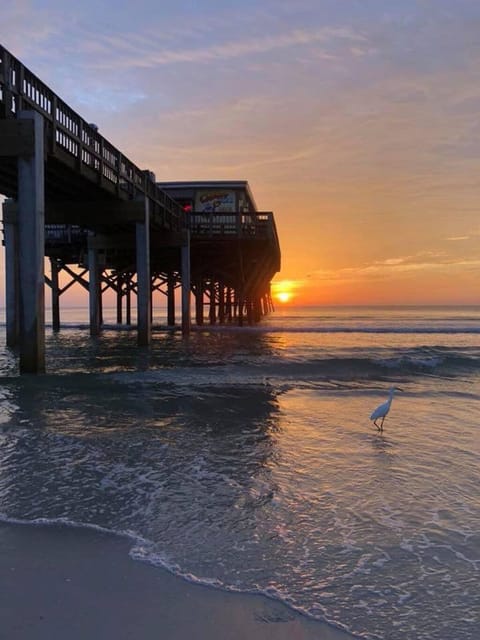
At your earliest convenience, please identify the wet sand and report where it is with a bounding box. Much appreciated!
[0,522,353,640]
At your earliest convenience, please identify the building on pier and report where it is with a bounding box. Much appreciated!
[158,181,280,326]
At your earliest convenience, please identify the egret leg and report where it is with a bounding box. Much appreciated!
[380,416,385,431]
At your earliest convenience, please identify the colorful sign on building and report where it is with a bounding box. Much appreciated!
[195,190,236,213]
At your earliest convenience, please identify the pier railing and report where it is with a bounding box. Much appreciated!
[189,211,278,239]
[45,224,88,246]
[44,211,281,251]
[0,44,184,231]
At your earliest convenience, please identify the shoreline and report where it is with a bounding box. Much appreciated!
[0,521,354,640]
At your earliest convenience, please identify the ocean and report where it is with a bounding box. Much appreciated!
[0,305,479,639]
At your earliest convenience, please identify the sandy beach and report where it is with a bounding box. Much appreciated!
[0,522,352,640]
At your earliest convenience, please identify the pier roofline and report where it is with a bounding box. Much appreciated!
[0,43,280,373]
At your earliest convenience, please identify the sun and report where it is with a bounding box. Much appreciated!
[272,280,297,304]
[276,291,292,303]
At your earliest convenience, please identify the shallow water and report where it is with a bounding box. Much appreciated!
[0,306,479,639]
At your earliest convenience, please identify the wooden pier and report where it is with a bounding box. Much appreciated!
[0,44,280,373]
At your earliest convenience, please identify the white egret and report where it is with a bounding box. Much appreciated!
[370,387,402,431]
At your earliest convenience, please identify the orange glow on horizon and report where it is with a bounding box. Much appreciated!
[272,280,297,304]
[269,276,480,307]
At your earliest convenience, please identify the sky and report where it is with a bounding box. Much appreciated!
[1,0,480,306]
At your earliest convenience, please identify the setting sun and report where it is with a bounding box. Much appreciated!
[272,280,297,304]
[277,291,292,303]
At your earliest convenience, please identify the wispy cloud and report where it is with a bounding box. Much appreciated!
[309,253,480,285]
[83,26,367,70]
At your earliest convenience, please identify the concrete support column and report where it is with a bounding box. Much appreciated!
[116,273,123,324]
[225,287,232,322]
[50,258,60,331]
[181,230,191,335]
[136,197,151,345]
[195,277,203,326]
[254,296,262,322]
[209,280,216,325]
[88,242,101,336]
[167,273,175,327]
[247,298,254,325]
[99,275,104,325]
[218,282,225,324]
[17,111,45,373]
[265,294,271,314]
[126,279,132,325]
[266,293,272,314]
[3,201,19,347]
[237,292,244,327]
[261,294,268,316]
